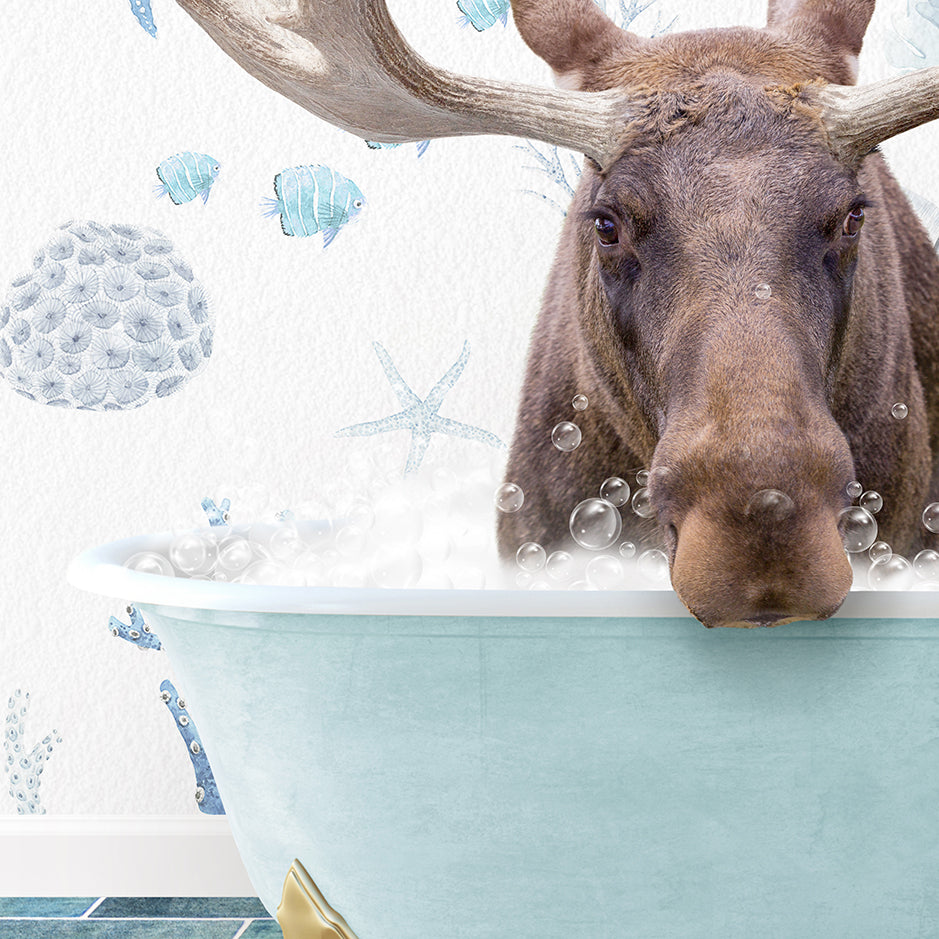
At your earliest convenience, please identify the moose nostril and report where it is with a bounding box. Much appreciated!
[745,612,788,627]
[744,488,796,523]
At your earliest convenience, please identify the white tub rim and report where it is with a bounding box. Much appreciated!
[67,530,939,620]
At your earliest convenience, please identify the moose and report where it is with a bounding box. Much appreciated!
[173,0,939,627]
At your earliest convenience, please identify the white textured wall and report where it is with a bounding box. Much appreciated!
[0,0,935,817]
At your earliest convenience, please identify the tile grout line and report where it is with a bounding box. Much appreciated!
[79,897,107,919]
[231,919,253,939]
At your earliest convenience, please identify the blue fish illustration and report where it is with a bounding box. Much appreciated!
[154,152,220,205]
[457,0,510,31]
[261,164,366,247]
[129,0,157,36]
[365,140,431,158]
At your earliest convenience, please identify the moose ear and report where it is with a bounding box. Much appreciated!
[511,0,644,90]
[766,0,875,80]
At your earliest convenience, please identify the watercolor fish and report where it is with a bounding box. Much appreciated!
[365,140,431,158]
[129,0,157,36]
[457,0,510,31]
[262,164,366,247]
[154,152,221,205]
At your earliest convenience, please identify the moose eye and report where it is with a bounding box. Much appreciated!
[843,206,865,238]
[595,216,619,246]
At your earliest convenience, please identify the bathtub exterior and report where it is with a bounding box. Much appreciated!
[140,603,939,939]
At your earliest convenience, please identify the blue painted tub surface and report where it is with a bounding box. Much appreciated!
[70,534,939,938]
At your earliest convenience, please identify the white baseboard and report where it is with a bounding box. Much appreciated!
[0,815,256,896]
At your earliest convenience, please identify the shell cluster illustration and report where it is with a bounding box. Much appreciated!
[0,221,214,410]
[4,690,61,815]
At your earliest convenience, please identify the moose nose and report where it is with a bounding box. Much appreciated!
[668,500,852,629]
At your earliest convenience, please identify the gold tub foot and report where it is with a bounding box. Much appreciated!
[277,858,360,939]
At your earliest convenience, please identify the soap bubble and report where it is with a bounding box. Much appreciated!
[545,550,576,582]
[369,544,422,589]
[618,541,637,560]
[846,480,863,499]
[516,542,547,572]
[572,394,588,411]
[335,524,367,558]
[838,506,878,553]
[637,548,669,583]
[754,283,772,300]
[923,502,939,533]
[169,531,215,574]
[346,501,375,532]
[891,402,908,420]
[268,522,303,562]
[744,488,795,522]
[494,482,524,513]
[599,476,630,507]
[631,487,654,518]
[636,470,649,486]
[515,571,534,588]
[868,541,892,563]
[552,421,582,452]
[240,560,282,585]
[331,563,369,588]
[585,554,623,590]
[859,491,883,515]
[373,493,422,543]
[125,551,174,577]
[913,549,939,582]
[868,554,914,590]
[216,536,254,574]
[569,498,622,550]
[293,552,325,586]
[451,566,486,590]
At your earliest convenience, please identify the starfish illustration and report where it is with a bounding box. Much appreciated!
[336,340,506,474]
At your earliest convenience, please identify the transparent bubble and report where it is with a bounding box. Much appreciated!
[516,541,547,572]
[451,566,486,590]
[859,491,883,515]
[417,524,451,564]
[515,571,534,588]
[868,554,914,590]
[545,550,576,582]
[331,563,369,588]
[914,549,939,582]
[552,421,582,452]
[569,498,623,550]
[890,402,908,420]
[744,488,795,523]
[599,476,630,507]
[837,506,878,553]
[346,501,375,532]
[923,502,939,533]
[618,541,637,560]
[631,487,655,518]
[585,554,624,590]
[868,541,892,563]
[293,551,325,586]
[124,551,174,577]
[369,544,422,589]
[216,536,253,573]
[268,522,304,562]
[572,394,588,411]
[637,548,670,583]
[530,580,551,590]
[168,532,215,575]
[846,480,863,500]
[240,560,282,585]
[636,470,649,486]
[494,482,524,513]
[335,524,368,558]
[372,493,422,544]
[755,283,772,300]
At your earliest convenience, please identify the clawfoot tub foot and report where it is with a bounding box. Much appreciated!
[277,859,360,939]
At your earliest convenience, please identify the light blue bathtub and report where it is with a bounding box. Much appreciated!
[70,533,939,938]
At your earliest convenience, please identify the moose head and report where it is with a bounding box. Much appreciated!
[174,0,939,626]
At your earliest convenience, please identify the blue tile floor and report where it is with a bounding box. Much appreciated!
[0,898,283,937]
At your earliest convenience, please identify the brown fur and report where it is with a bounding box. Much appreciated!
[499,0,939,627]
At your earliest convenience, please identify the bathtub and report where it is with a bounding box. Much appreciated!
[70,531,939,938]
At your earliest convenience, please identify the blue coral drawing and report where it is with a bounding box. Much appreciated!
[160,680,224,814]
[0,221,215,409]
[129,0,157,36]
[201,496,231,527]
[4,690,61,815]
[155,152,221,205]
[884,1,939,70]
[108,605,163,650]
[262,165,366,247]
[336,341,505,475]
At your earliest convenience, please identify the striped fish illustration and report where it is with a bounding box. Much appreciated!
[261,164,366,247]
[457,0,510,31]
[365,139,431,158]
[154,152,220,205]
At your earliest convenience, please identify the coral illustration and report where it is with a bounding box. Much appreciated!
[336,340,505,475]
[201,496,231,527]
[884,0,939,70]
[4,690,61,815]
[0,221,214,409]
[129,0,157,36]
[108,605,163,650]
[159,680,224,814]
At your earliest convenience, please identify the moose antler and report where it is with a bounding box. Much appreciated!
[815,65,939,164]
[173,0,632,168]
